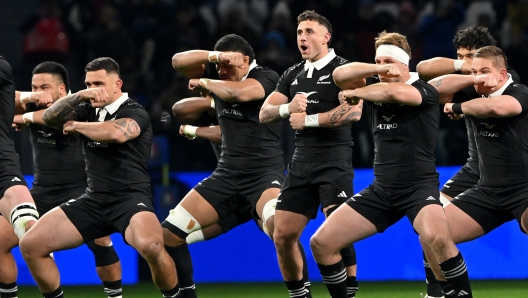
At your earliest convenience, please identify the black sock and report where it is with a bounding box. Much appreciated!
[439,280,456,297]
[346,276,358,298]
[440,252,472,297]
[298,241,312,298]
[43,286,63,298]
[0,282,17,298]
[161,284,181,298]
[317,261,347,298]
[103,280,122,297]
[423,253,443,297]
[165,244,196,298]
[285,279,308,298]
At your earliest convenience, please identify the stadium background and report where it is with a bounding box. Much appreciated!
[2,0,528,288]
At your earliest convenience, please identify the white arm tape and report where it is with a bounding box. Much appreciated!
[279,104,290,118]
[305,114,320,127]
[208,51,221,62]
[454,60,466,72]
[183,125,198,139]
[20,92,33,104]
[22,112,34,124]
[210,98,215,109]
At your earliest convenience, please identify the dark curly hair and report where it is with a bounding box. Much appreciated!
[453,26,497,50]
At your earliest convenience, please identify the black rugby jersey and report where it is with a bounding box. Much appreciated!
[365,74,440,187]
[204,62,283,170]
[451,67,521,172]
[26,103,86,189]
[469,80,528,187]
[0,57,24,174]
[74,96,152,198]
[275,50,353,162]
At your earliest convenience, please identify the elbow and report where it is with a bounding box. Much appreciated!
[111,131,127,144]
[171,53,183,70]
[172,102,183,118]
[332,67,347,87]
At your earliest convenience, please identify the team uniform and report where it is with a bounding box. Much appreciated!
[452,78,528,232]
[25,103,86,215]
[440,68,521,198]
[275,49,354,217]
[60,94,155,243]
[163,61,283,234]
[347,74,441,231]
[193,112,253,232]
[0,56,27,198]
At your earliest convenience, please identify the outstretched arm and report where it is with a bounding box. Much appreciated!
[172,96,215,123]
[417,57,471,81]
[445,95,522,118]
[172,50,244,79]
[341,83,422,106]
[63,118,141,143]
[333,62,398,89]
[189,78,265,102]
[180,124,221,144]
[42,88,108,131]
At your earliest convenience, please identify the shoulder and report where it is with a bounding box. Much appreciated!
[412,79,439,97]
[504,82,528,97]
[249,66,280,81]
[332,56,349,68]
[282,61,305,77]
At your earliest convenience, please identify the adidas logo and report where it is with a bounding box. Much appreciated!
[271,180,281,185]
[11,177,21,182]
[337,191,347,198]
[458,290,469,296]
[291,79,298,85]
[426,196,436,201]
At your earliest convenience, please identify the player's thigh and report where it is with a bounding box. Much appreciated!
[125,211,164,253]
[0,216,18,252]
[0,185,33,219]
[273,210,310,242]
[443,202,485,243]
[256,187,280,221]
[20,207,84,255]
[520,207,528,232]
[178,189,220,228]
[312,203,376,252]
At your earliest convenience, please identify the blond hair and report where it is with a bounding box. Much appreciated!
[374,31,412,59]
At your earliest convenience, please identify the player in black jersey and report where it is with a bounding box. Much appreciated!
[428,46,528,297]
[417,26,520,298]
[260,11,363,298]
[164,34,294,298]
[10,62,123,298]
[19,57,180,298]
[309,32,473,298]
[0,56,39,298]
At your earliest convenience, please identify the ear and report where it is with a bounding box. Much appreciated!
[115,79,123,92]
[243,55,250,66]
[499,68,508,81]
[324,32,331,45]
[58,83,67,97]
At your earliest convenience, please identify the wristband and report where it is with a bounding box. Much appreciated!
[199,78,210,90]
[454,60,465,72]
[451,103,463,114]
[304,114,320,127]
[279,104,290,118]
[183,125,198,140]
[210,98,215,109]
[20,92,33,104]
[208,51,221,62]
[22,112,34,124]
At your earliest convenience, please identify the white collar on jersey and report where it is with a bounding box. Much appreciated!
[488,73,513,97]
[96,92,128,121]
[241,60,258,81]
[304,48,336,78]
[404,72,419,85]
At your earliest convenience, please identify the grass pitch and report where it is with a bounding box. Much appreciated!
[18,280,528,297]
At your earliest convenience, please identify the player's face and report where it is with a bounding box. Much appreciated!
[375,56,408,83]
[471,57,507,95]
[457,47,478,64]
[31,73,66,102]
[215,53,250,82]
[297,20,331,62]
[84,70,122,108]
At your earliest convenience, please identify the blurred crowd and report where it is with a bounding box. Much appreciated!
[12,0,528,171]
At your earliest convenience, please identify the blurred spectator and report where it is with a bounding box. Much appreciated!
[419,0,465,59]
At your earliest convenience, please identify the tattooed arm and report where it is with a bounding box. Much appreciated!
[43,88,108,130]
[259,91,290,123]
[318,99,363,127]
[63,118,141,143]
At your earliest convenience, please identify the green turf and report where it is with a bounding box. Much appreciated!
[18,280,528,297]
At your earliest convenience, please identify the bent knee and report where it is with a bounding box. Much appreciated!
[19,234,45,258]
[421,231,451,249]
[273,226,300,249]
[135,238,164,258]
